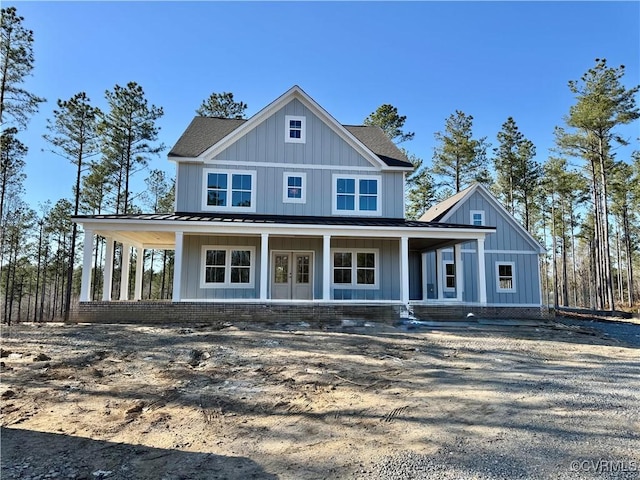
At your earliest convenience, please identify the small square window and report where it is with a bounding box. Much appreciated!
[285,115,306,143]
[471,210,485,226]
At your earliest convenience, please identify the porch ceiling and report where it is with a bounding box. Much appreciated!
[93,229,176,249]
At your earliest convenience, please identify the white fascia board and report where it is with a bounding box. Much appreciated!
[75,217,495,241]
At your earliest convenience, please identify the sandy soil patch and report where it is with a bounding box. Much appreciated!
[1,319,639,479]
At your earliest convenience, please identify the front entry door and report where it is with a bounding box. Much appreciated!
[271,252,313,300]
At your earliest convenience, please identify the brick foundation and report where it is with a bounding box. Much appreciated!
[71,301,549,325]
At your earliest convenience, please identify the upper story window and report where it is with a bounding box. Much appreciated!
[283,172,306,204]
[332,175,381,216]
[470,210,485,226]
[203,169,256,212]
[285,115,306,143]
[496,261,516,293]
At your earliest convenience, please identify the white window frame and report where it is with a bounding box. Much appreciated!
[202,168,256,212]
[443,260,456,292]
[495,261,516,293]
[285,115,306,144]
[201,245,256,289]
[331,174,382,216]
[282,172,307,204]
[470,210,485,226]
[330,248,379,289]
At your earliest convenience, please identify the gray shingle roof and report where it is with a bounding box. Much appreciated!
[168,117,412,168]
[168,117,247,158]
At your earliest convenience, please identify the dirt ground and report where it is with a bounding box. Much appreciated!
[1,318,639,480]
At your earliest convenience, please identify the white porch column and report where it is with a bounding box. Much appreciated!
[172,232,183,302]
[323,234,331,300]
[79,228,94,302]
[421,252,428,301]
[119,243,131,301]
[454,243,463,301]
[477,237,487,304]
[260,233,269,301]
[102,237,114,301]
[400,236,409,305]
[134,246,144,301]
[436,249,443,300]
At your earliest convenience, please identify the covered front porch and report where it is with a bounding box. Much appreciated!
[75,213,495,307]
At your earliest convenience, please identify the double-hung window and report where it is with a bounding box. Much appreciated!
[283,172,306,203]
[496,262,515,292]
[443,261,456,291]
[203,169,256,212]
[202,246,255,288]
[331,249,378,289]
[333,175,381,215]
[285,115,306,143]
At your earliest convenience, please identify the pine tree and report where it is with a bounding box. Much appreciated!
[555,58,640,310]
[364,104,414,144]
[100,82,164,214]
[196,92,247,118]
[432,110,491,193]
[0,6,45,128]
[44,92,101,320]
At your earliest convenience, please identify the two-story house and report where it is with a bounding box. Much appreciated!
[73,86,545,323]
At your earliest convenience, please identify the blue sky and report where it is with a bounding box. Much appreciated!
[9,1,640,211]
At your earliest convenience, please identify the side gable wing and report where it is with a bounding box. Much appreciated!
[431,184,545,253]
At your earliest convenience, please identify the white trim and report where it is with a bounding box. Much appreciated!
[470,210,485,226]
[282,172,306,204]
[323,235,331,300]
[203,159,391,172]
[400,236,409,305]
[477,237,487,304]
[200,245,256,289]
[120,243,131,301]
[285,115,306,144]
[330,248,379,290]
[198,86,398,171]
[202,168,257,212]
[462,249,540,255]
[495,261,516,293]
[172,232,183,301]
[331,174,382,216]
[134,246,144,301]
[443,260,456,292]
[80,229,94,302]
[103,238,114,301]
[260,233,269,300]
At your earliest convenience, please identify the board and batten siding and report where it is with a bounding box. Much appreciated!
[174,97,405,217]
[180,235,402,301]
[180,235,261,300]
[211,99,375,168]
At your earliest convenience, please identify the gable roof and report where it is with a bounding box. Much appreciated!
[168,86,412,170]
[420,183,546,253]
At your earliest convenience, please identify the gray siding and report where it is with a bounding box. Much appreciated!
[181,235,261,300]
[332,238,400,301]
[175,97,405,217]
[212,99,375,168]
[445,190,541,252]
[180,234,401,301]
